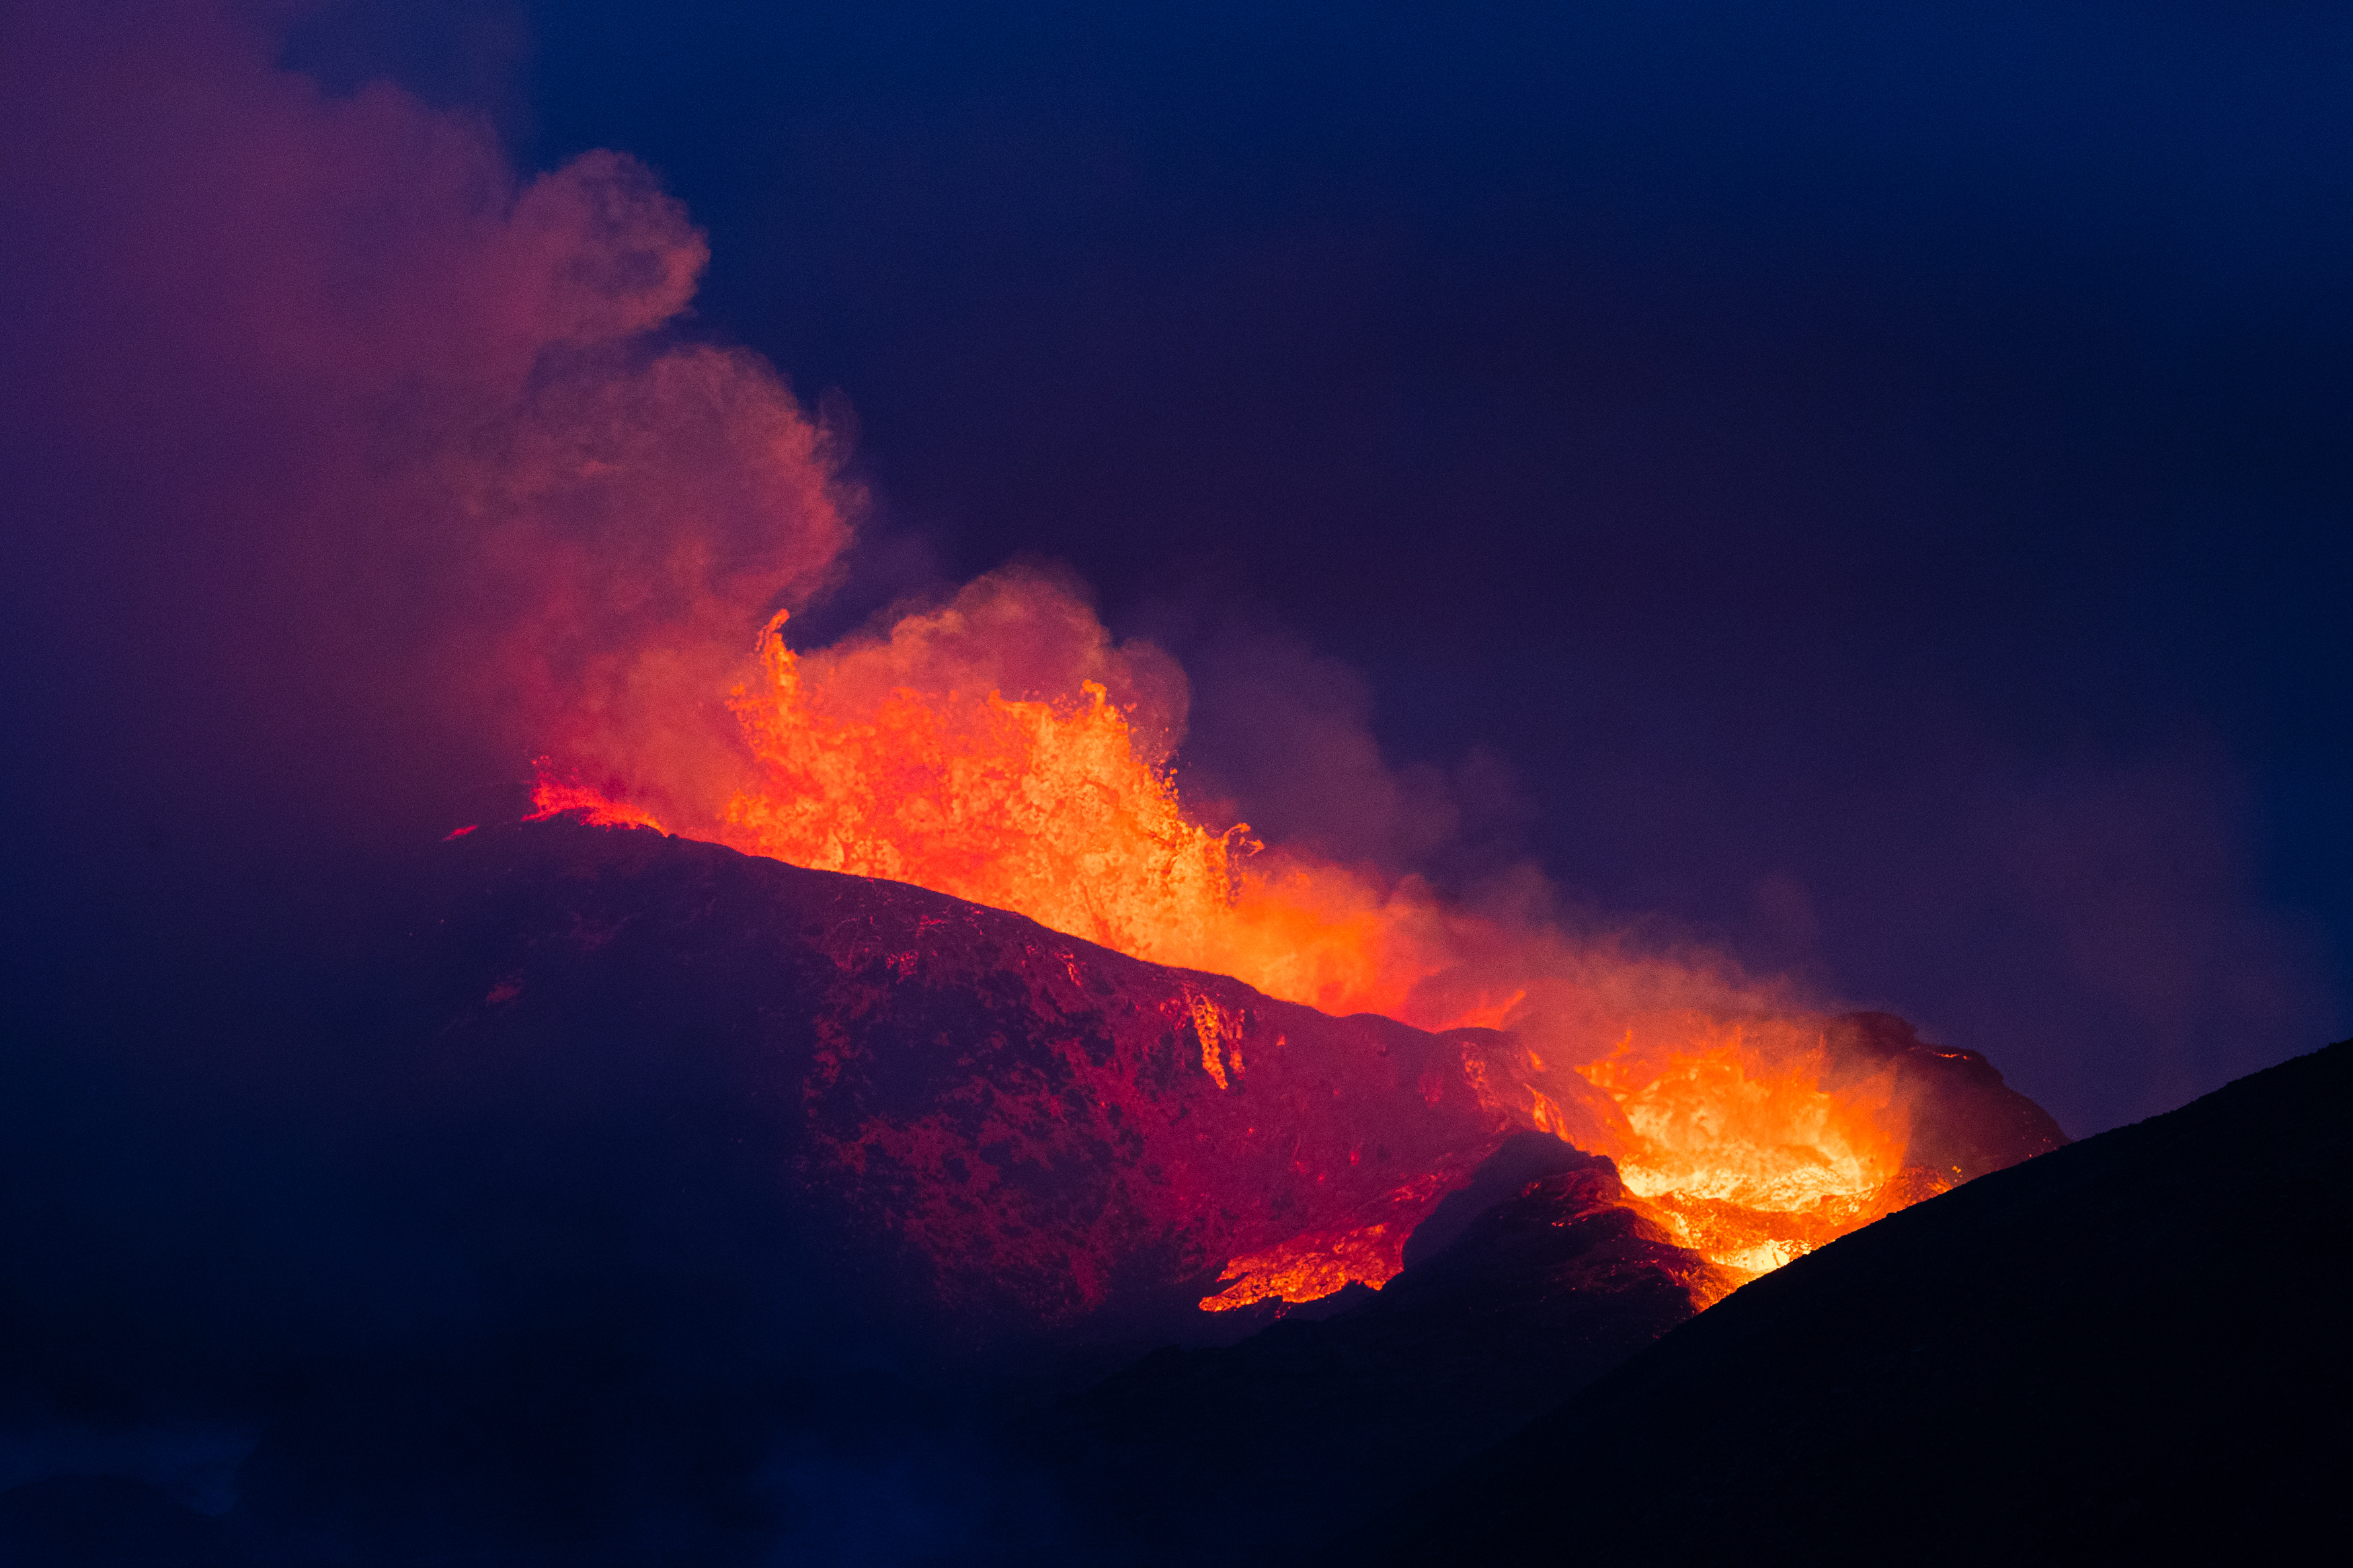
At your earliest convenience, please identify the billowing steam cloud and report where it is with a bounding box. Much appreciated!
[2,0,1840,1095]
[3,1,850,901]
[789,567,1191,769]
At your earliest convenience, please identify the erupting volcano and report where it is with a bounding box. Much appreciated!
[12,5,2346,1561]
[524,573,2064,1314]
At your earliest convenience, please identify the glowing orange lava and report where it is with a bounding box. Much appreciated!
[528,768,666,831]
[1200,1175,1454,1313]
[702,610,1446,1020]
[531,607,1934,1295]
[1585,1028,1913,1274]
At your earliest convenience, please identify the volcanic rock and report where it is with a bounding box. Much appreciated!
[0,817,1540,1561]
[1330,1038,2353,1565]
[0,817,2078,1562]
[1820,1008,2070,1181]
[387,817,1540,1358]
[1028,1134,1738,1563]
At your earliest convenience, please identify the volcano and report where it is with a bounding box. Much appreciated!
[378,817,2066,1354]
[0,817,2068,1561]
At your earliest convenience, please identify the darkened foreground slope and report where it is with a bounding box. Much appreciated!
[1333,1040,2353,1567]
[0,819,1540,1563]
[0,819,2064,1563]
[1027,1136,1735,1565]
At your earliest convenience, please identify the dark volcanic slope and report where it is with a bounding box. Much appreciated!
[1031,1136,1735,1565]
[390,818,1548,1358]
[0,817,2076,1562]
[1335,1040,2353,1567]
[0,819,1542,1563]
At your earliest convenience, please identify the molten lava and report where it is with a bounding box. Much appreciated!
[532,604,1964,1295]
[713,609,1443,1021]
[1585,1029,1920,1274]
[1200,1173,1456,1313]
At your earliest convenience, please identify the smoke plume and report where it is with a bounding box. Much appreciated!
[1,1,853,914]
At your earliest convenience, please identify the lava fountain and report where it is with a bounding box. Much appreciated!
[530,577,2052,1302]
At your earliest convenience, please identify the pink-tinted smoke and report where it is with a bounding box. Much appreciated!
[1,1,854,862]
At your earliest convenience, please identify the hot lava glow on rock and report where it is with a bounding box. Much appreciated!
[532,591,1986,1301]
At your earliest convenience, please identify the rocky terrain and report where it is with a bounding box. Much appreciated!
[0,819,2085,1563]
[1332,1038,2352,1565]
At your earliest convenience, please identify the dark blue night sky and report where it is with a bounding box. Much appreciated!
[9,0,2350,1130]
[292,0,2353,1133]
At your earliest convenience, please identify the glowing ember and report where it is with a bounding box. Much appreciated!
[528,766,667,831]
[530,600,1960,1296]
[1195,1173,1458,1312]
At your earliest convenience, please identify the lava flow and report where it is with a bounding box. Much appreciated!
[532,591,1998,1297]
